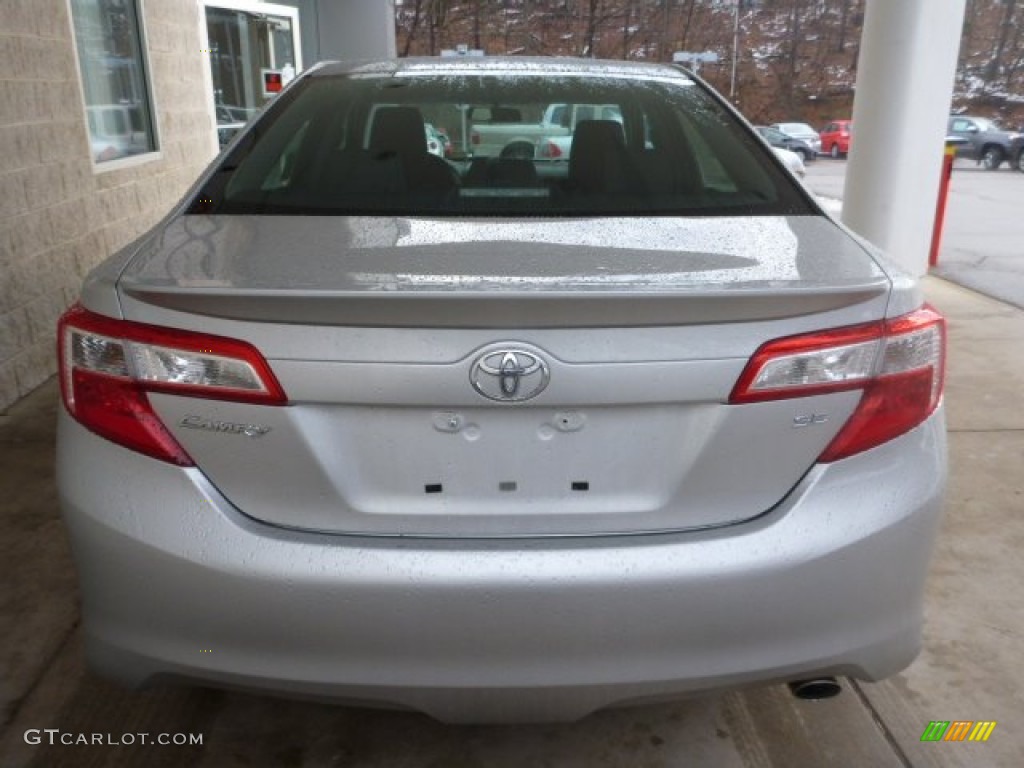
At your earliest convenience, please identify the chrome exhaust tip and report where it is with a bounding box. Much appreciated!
[788,677,842,700]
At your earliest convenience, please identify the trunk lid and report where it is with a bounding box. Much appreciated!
[117,214,889,537]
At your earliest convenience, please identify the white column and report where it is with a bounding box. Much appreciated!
[841,0,966,276]
[316,0,396,62]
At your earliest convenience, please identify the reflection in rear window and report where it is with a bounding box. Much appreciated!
[192,72,814,218]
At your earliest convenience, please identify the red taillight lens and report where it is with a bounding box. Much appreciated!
[540,140,562,159]
[730,306,945,462]
[58,304,287,465]
[68,369,194,465]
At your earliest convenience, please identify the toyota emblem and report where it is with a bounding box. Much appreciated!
[470,347,550,402]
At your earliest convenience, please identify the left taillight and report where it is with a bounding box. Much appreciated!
[58,304,287,466]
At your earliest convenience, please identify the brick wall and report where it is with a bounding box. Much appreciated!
[0,0,216,411]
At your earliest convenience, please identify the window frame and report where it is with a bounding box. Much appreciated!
[199,0,304,155]
[67,0,163,173]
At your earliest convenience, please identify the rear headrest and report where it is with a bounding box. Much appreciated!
[571,120,626,157]
[569,120,632,194]
[370,107,427,156]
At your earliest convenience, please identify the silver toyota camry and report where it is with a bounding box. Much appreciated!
[57,57,947,724]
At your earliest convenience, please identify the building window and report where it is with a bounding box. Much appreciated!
[70,0,157,164]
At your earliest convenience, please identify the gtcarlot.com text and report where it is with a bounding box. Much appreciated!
[24,729,203,746]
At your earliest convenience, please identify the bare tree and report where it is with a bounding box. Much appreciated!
[423,0,452,55]
[782,0,805,109]
[581,0,601,55]
[984,0,1020,84]
[620,0,636,58]
[958,0,978,76]
[400,0,427,56]
[836,0,851,52]
[677,0,697,53]
[471,0,482,49]
[581,0,629,56]
[656,0,673,62]
[999,8,1024,93]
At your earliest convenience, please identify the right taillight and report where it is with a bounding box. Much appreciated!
[730,306,946,462]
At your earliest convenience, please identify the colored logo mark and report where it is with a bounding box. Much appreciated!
[920,720,996,742]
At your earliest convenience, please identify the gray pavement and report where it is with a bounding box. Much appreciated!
[805,157,1024,309]
[2,172,1023,764]
[931,163,1024,311]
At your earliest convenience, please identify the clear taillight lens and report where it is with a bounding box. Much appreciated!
[131,344,271,393]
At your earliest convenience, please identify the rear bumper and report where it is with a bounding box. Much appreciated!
[57,408,947,723]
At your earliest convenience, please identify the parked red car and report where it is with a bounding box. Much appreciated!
[820,120,852,158]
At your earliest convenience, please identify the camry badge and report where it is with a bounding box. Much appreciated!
[180,414,271,438]
[470,347,550,402]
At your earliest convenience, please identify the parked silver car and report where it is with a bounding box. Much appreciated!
[755,125,817,163]
[57,57,947,724]
[770,121,823,156]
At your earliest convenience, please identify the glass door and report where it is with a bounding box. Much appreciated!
[202,1,302,148]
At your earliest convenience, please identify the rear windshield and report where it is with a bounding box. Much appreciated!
[191,71,815,217]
